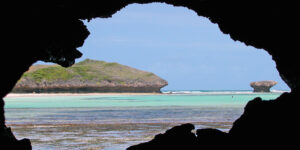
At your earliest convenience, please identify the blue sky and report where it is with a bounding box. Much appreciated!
[61,3,288,90]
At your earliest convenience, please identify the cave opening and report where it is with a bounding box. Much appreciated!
[1,1,298,150]
[80,3,289,91]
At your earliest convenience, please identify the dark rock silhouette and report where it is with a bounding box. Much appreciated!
[0,126,31,150]
[250,80,277,92]
[127,124,230,150]
[128,124,197,150]
[1,0,299,149]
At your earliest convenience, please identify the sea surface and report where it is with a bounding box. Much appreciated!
[4,90,284,150]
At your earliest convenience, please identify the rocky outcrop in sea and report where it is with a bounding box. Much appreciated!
[250,80,277,92]
[12,59,168,93]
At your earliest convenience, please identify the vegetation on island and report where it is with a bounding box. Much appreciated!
[22,59,159,83]
[14,59,167,93]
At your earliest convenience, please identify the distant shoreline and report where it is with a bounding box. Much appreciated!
[5,92,163,98]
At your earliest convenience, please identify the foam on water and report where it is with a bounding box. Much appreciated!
[161,90,289,95]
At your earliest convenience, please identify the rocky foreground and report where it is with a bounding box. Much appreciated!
[12,59,168,93]
[250,80,277,92]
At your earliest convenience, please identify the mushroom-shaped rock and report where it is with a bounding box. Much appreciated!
[250,81,277,92]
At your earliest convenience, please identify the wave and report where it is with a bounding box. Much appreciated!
[162,90,289,95]
[270,89,290,93]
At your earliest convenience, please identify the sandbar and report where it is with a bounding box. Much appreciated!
[5,92,163,98]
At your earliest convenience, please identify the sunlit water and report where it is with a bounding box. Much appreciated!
[4,91,283,150]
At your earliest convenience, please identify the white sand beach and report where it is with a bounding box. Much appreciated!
[5,92,163,98]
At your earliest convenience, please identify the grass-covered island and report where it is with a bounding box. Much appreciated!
[12,59,168,93]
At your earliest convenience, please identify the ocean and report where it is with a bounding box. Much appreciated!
[4,90,284,150]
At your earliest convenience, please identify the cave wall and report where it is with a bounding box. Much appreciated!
[2,0,299,97]
[1,0,299,149]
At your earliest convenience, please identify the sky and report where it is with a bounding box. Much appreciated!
[46,3,290,90]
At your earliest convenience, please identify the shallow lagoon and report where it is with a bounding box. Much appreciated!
[4,92,282,149]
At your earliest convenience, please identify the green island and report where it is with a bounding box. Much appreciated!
[13,59,168,93]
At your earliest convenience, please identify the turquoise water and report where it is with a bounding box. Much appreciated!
[5,93,281,109]
[3,92,283,149]
[4,92,282,125]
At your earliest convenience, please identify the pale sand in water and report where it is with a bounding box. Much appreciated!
[5,92,163,98]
